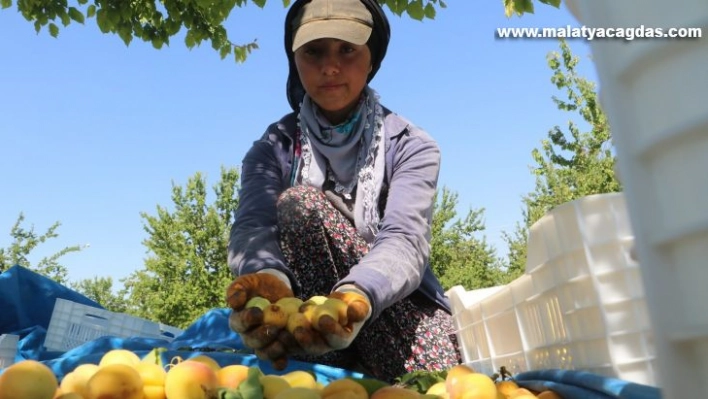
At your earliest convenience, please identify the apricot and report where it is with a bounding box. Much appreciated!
[449,373,497,399]
[321,378,368,399]
[260,375,291,399]
[495,380,519,397]
[0,360,59,399]
[370,386,421,398]
[98,350,141,368]
[426,381,449,398]
[217,364,250,389]
[55,394,84,399]
[444,364,475,395]
[186,355,221,373]
[164,360,219,399]
[280,370,318,390]
[85,363,144,399]
[536,391,562,399]
[134,362,167,399]
[60,363,99,398]
[508,388,536,398]
[273,387,322,399]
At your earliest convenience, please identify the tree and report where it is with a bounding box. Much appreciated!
[0,213,84,283]
[70,276,129,313]
[121,166,240,328]
[502,39,621,278]
[429,187,503,291]
[2,0,559,63]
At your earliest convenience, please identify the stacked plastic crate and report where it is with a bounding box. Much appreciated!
[446,192,657,386]
[0,334,19,368]
[43,298,184,352]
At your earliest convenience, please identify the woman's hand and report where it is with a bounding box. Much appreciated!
[292,290,372,355]
[226,273,295,369]
[225,273,294,310]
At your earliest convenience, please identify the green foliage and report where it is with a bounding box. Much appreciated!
[429,187,503,291]
[503,39,621,275]
[504,0,561,18]
[121,166,240,328]
[70,276,129,313]
[0,213,84,284]
[3,0,449,63]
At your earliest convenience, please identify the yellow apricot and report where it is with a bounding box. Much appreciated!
[0,360,59,399]
[218,364,250,389]
[370,386,421,399]
[85,363,144,399]
[426,381,448,398]
[164,360,219,399]
[450,373,497,399]
[98,349,141,368]
[281,370,318,390]
[321,378,368,399]
[186,355,221,373]
[536,391,562,399]
[274,387,322,399]
[508,388,536,398]
[60,364,99,398]
[496,380,520,397]
[54,393,84,399]
[445,364,475,395]
[260,375,292,399]
[134,362,167,399]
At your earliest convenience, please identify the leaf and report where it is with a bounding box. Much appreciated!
[34,20,41,33]
[96,9,111,32]
[424,3,436,19]
[282,0,290,6]
[185,31,196,48]
[234,46,246,63]
[252,0,266,8]
[118,27,133,46]
[68,7,85,23]
[539,0,561,7]
[406,0,424,20]
[1,0,11,9]
[219,44,231,59]
[503,0,514,17]
[48,23,59,37]
[87,5,96,18]
[60,12,71,27]
[237,366,264,399]
[438,0,447,8]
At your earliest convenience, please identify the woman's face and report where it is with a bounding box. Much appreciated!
[294,38,372,124]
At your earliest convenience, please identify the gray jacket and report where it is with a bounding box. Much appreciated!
[228,108,451,322]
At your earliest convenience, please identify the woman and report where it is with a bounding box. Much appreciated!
[226,0,462,382]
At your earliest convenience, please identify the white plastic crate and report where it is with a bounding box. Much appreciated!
[0,334,19,369]
[562,2,707,398]
[446,193,657,386]
[44,298,184,352]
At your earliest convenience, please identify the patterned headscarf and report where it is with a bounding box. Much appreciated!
[291,86,386,243]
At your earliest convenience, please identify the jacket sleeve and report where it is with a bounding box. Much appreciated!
[334,128,441,322]
[227,127,300,293]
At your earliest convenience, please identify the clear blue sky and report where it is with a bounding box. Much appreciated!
[0,1,598,286]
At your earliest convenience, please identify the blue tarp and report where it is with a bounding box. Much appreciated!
[0,265,663,398]
[0,265,363,383]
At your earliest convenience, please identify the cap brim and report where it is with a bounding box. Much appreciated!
[292,19,372,52]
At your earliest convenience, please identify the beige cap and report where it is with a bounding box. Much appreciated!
[291,0,374,52]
